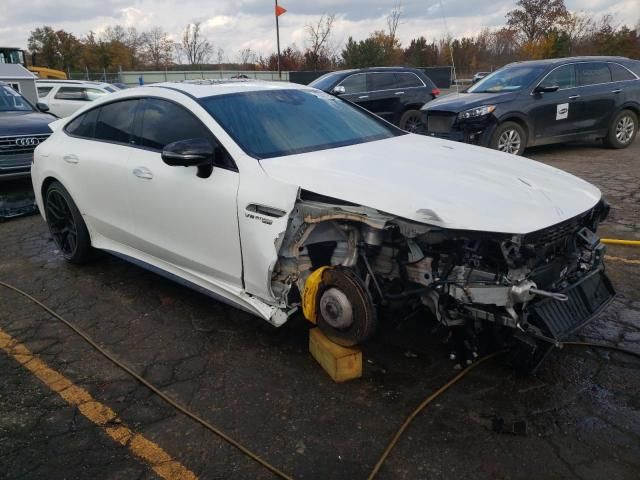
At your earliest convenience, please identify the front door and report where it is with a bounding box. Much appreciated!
[529,64,582,142]
[127,98,243,288]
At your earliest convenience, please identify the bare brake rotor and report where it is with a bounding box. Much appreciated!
[316,268,377,347]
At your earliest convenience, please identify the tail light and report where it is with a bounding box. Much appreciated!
[431,88,441,97]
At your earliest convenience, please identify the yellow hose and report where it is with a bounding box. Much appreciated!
[601,238,640,247]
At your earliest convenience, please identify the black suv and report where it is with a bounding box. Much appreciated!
[309,67,440,132]
[422,56,640,155]
[0,81,55,180]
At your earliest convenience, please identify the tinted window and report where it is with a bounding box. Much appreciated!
[54,87,88,101]
[94,100,139,144]
[540,64,576,89]
[577,63,611,86]
[37,86,53,98]
[468,65,546,93]
[201,89,402,159]
[609,63,636,82]
[66,108,100,138]
[338,74,366,94]
[395,72,423,88]
[139,98,212,150]
[369,73,397,91]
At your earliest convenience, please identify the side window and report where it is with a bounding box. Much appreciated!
[609,63,636,82]
[139,99,235,170]
[54,87,89,101]
[577,63,612,86]
[37,86,53,98]
[395,72,424,88]
[86,88,108,101]
[369,73,397,91]
[338,74,366,94]
[94,100,139,144]
[65,108,100,139]
[540,64,576,89]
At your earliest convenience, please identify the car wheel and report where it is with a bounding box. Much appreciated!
[45,181,92,264]
[604,110,637,149]
[399,109,425,133]
[490,122,527,155]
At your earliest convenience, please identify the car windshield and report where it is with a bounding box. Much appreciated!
[0,85,33,112]
[308,72,343,91]
[200,89,403,159]
[468,65,546,93]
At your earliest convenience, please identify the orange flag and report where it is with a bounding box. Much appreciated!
[275,4,287,16]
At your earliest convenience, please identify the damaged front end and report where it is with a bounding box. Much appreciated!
[271,191,615,372]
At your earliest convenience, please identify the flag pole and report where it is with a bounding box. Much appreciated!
[275,0,281,80]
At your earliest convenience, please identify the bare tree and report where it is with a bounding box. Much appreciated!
[142,27,174,69]
[237,47,257,67]
[180,22,213,65]
[386,1,403,44]
[305,14,336,70]
[506,0,568,44]
[562,11,594,54]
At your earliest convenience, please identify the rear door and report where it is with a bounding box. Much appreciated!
[528,64,583,141]
[365,72,401,122]
[575,62,616,133]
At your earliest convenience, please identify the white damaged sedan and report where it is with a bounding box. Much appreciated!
[32,80,614,371]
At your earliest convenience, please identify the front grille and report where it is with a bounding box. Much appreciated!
[0,134,50,156]
[426,112,456,133]
[523,211,591,246]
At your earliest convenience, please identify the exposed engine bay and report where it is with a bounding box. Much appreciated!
[271,190,615,371]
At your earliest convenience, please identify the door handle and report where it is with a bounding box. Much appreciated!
[63,154,79,164]
[133,167,153,180]
[568,94,580,100]
[611,88,622,94]
[358,95,369,99]
[394,91,405,95]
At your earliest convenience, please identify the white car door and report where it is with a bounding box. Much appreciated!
[58,99,140,246]
[48,86,91,117]
[126,97,243,288]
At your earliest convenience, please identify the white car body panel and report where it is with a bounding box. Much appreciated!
[259,133,601,234]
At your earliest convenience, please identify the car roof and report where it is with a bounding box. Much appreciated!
[150,79,312,98]
[504,56,631,68]
[36,79,112,87]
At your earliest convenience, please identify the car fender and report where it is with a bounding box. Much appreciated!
[494,111,533,145]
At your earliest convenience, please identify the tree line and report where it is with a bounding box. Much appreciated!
[25,0,639,76]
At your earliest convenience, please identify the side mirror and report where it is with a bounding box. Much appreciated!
[534,84,560,94]
[332,85,346,95]
[161,138,215,178]
[36,102,50,112]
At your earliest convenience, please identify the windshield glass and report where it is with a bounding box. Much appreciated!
[468,65,546,93]
[0,85,33,112]
[200,89,403,159]
[308,72,342,91]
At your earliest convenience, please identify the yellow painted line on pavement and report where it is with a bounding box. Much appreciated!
[0,327,197,480]
[605,255,640,266]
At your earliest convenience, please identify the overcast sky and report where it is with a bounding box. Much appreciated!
[1,0,638,62]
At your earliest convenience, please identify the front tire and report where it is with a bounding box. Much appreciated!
[45,181,92,264]
[490,121,527,155]
[399,109,425,133]
[604,109,637,149]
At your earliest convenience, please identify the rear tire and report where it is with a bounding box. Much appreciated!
[490,121,527,156]
[399,109,425,133]
[45,181,92,264]
[604,109,637,149]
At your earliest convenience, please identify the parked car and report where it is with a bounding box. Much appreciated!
[32,81,614,371]
[0,81,54,180]
[472,71,490,83]
[422,56,640,155]
[36,80,118,117]
[309,67,440,132]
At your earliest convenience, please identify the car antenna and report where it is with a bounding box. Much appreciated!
[438,0,459,93]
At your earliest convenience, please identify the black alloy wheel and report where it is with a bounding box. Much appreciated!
[45,182,91,263]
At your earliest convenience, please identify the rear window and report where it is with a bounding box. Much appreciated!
[577,63,611,86]
[369,73,397,91]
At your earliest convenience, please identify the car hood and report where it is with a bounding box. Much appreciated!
[423,91,518,113]
[259,134,601,234]
[0,111,55,135]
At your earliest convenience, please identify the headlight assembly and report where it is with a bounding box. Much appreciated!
[458,105,496,120]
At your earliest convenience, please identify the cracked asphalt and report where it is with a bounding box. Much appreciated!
[1,139,639,480]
